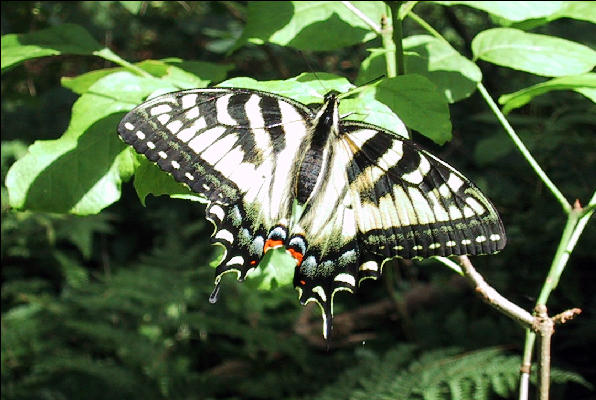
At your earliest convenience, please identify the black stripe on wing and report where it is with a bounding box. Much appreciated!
[341,121,506,259]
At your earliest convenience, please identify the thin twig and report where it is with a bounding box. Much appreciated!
[458,256,534,328]
[533,305,553,400]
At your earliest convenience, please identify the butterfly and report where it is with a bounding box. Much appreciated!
[118,86,506,338]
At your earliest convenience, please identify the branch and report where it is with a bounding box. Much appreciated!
[458,255,534,328]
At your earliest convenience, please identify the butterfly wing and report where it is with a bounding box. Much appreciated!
[118,88,314,281]
[292,121,506,337]
[343,121,506,261]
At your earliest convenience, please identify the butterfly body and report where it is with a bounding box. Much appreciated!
[118,87,506,338]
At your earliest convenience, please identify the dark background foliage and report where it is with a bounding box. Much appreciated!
[2,2,595,399]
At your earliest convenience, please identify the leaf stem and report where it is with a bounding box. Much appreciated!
[536,191,596,305]
[476,83,572,214]
[387,1,405,76]
[93,48,153,78]
[407,10,450,46]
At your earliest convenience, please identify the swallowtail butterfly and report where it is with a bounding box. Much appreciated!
[118,87,506,338]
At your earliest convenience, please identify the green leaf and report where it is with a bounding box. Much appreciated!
[247,247,296,290]
[1,23,104,72]
[219,73,354,104]
[236,1,384,51]
[433,1,565,22]
[133,157,199,206]
[550,1,596,24]
[403,35,482,99]
[62,59,231,95]
[499,73,596,113]
[369,75,452,144]
[501,2,596,29]
[340,97,409,139]
[5,72,172,215]
[575,87,596,103]
[159,58,233,84]
[135,59,226,89]
[472,28,596,77]
[357,36,482,103]
[118,1,144,14]
[62,68,121,94]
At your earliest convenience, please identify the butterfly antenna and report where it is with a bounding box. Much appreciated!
[298,50,328,94]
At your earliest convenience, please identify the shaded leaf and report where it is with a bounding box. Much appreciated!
[5,72,172,215]
[551,1,596,24]
[133,157,198,206]
[118,1,144,14]
[433,1,565,22]
[371,75,452,144]
[472,28,596,77]
[1,23,104,72]
[357,36,482,103]
[236,1,384,51]
[499,73,596,113]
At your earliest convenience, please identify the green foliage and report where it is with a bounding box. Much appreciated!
[2,1,595,400]
[314,346,592,400]
[315,347,518,400]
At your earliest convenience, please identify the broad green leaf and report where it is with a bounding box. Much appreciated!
[433,1,565,22]
[219,73,354,104]
[404,35,482,103]
[357,36,482,103]
[118,1,144,14]
[472,28,596,77]
[247,247,296,290]
[6,72,172,215]
[552,1,596,24]
[136,59,230,89]
[6,117,130,215]
[341,97,409,138]
[1,24,104,72]
[62,59,230,95]
[500,2,596,29]
[499,73,596,113]
[236,1,384,51]
[62,68,121,94]
[368,75,452,144]
[159,58,233,84]
[133,157,199,206]
[575,88,596,103]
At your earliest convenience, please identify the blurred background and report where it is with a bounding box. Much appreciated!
[2,2,595,399]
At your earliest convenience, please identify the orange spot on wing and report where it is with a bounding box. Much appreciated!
[263,239,284,253]
[300,280,306,286]
[287,248,304,266]
[250,259,257,266]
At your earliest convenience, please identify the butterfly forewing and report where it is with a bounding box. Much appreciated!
[118,88,313,281]
[118,87,506,339]
[341,121,506,260]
